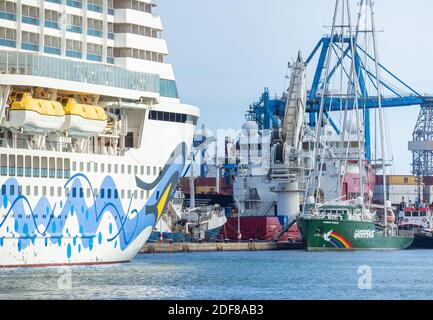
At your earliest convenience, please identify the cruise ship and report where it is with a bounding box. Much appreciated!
[0,0,199,267]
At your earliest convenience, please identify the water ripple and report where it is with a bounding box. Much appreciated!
[1,250,433,300]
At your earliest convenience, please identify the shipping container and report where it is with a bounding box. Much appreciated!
[219,216,301,241]
[179,177,233,196]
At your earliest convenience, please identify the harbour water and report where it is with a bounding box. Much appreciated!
[1,250,433,300]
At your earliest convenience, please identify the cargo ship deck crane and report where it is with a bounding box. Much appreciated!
[270,51,307,220]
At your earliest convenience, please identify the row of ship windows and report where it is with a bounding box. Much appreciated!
[149,110,199,125]
[61,0,153,14]
[0,8,160,41]
[71,161,162,176]
[0,0,115,16]
[3,8,113,31]
[1,155,71,179]
[0,28,116,62]
[0,28,166,65]
[1,184,149,202]
[403,211,428,217]
[0,0,153,19]
[114,48,165,63]
[4,29,113,55]
[0,155,162,179]
[113,0,153,13]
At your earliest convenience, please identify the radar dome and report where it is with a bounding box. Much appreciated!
[306,196,315,205]
[242,121,259,136]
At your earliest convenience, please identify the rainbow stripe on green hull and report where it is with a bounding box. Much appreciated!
[298,218,413,251]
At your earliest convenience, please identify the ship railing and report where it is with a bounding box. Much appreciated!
[0,137,30,149]
[303,212,344,221]
[398,230,414,237]
[244,197,261,202]
[46,140,76,153]
[360,215,375,223]
[0,50,160,94]
[0,137,123,156]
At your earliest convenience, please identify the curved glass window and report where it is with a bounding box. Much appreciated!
[160,79,179,98]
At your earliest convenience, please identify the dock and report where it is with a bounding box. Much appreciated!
[140,241,303,254]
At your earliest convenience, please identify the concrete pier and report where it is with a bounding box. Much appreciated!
[140,241,303,254]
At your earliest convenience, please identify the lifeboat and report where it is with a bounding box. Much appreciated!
[9,92,65,134]
[60,98,107,137]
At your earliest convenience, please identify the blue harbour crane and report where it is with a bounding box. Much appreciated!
[247,33,432,160]
[243,0,433,211]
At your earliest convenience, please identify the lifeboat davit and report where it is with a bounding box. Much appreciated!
[60,98,107,137]
[9,92,65,134]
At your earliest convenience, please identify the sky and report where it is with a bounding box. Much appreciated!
[156,0,433,174]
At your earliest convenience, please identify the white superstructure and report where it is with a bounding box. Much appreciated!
[233,124,371,217]
[0,0,199,267]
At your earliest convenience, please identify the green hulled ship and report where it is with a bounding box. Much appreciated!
[298,201,414,251]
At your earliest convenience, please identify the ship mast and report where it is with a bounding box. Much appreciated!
[312,0,340,201]
[346,0,365,203]
[314,0,367,203]
[368,0,388,226]
[337,0,345,197]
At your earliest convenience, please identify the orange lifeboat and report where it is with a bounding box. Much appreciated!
[9,92,65,134]
[59,98,107,137]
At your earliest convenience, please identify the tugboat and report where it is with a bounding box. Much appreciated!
[398,203,433,249]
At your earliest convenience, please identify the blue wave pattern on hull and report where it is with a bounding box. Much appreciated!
[0,143,187,260]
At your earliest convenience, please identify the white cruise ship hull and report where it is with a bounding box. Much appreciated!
[0,105,198,267]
